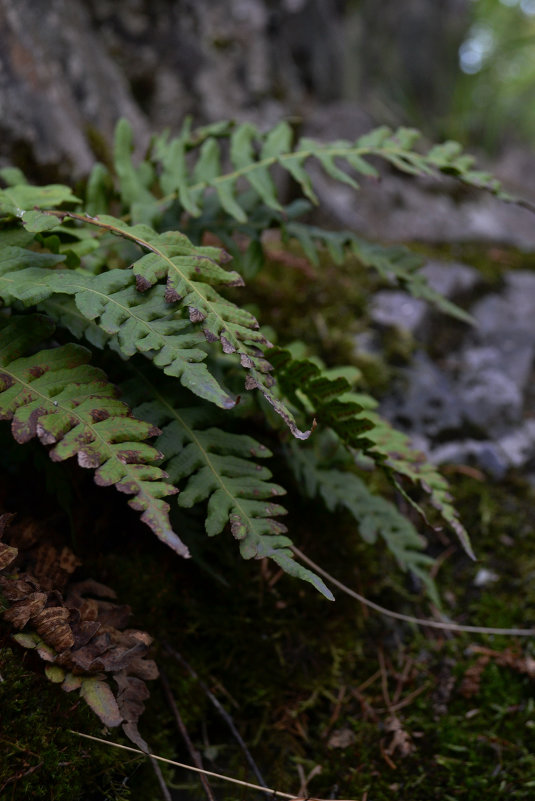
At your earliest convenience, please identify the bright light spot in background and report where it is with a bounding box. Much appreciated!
[521,0,535,14]
[498,0,535,14]
[459,26,495,74]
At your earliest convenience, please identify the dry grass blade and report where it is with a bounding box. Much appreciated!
[69,730,361,800]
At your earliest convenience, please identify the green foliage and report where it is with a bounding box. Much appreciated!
[0,116,500,603]
[0,314,184,555]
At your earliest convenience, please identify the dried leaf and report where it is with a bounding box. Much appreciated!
[3,591,47,628]
[384,715,414,758]
[45,664,65,683]
[327,728,356,749]
[32,606,74,650]
[0,542,17,570]
[80,677,123,728]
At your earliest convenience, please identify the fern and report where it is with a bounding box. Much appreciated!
[287,436,438,603]
[0,314,186,556]
[269,348,474,559]
[0,258,235,409]
[283,222,473,323]
[0,115,495,597]
[145,119,511,224]
[123,371,333,599]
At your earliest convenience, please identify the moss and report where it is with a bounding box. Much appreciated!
[0,644,138,800]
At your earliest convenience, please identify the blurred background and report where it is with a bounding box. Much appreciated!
[1,0,534,202]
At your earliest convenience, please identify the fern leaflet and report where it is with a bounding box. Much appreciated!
[0,315,187,556]
[284,222,473,323]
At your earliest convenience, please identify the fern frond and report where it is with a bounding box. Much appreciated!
[0,183,81,232]
[0,261,235,409]
[287,439,438,603]
[19,210,311,438]
[0,314,187,557]
[141,119,512,223]
[269,348,473,558]
[123,372,333,599]
[284,223,473,323]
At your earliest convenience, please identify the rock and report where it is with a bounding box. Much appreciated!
[420,260,481,299]
[430,440,509,479]
[370,291,428,333]
[0,0,149,178]
[496,421,535,469]
[381,353,463,437]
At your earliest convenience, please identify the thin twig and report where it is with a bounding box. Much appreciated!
[291,546,535,636]
[160,669,216,801]
[164,643,267,789]
[151,757,173,801]
[69,731,360,801]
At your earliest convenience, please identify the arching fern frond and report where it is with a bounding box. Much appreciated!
[0,314,186,557]
[20,210,312,438]
[283,222,473,323]
[123,373,333,599]
[0,260,235,409]
[269,348,474,559]
[141,119,512,224]
[287,438,438,603]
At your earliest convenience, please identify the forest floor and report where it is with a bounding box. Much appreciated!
[2,242,535,801]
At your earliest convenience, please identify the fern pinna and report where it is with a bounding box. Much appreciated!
[0,115,505,604]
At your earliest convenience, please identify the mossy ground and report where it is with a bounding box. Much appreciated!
[2,243,535,800]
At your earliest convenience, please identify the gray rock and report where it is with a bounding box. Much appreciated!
[381,353,463,437]
[420,260,481,299]
[458,367,524,433]
[430,440,509,479]
[370,291,427,333]
[496,421,535,468]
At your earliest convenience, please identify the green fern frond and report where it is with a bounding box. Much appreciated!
[0,260,235,409]
[287,439,438,603]
[284,223,473,323]
[0,183,81,232]
[123,373,333,599]
[22,211,311,437]
[139,119,512,224]
[269,348,473,558]
[0,314,187,557]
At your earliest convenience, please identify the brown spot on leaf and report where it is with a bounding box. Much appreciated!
[0,372,15,394]
[135,274,152,292]
[164,284,181,303]
[219,249,233,264]
[245,376,259,391]
[189,307,206,323]
[28,365,46,378]
[240,354,254,368]
[78,450,103,469]
[203,328,218,342]
[90,409,110,423]
[36,423,58,445]
[221,337,235,354]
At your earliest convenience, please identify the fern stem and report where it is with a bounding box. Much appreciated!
[291,547,535,637]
